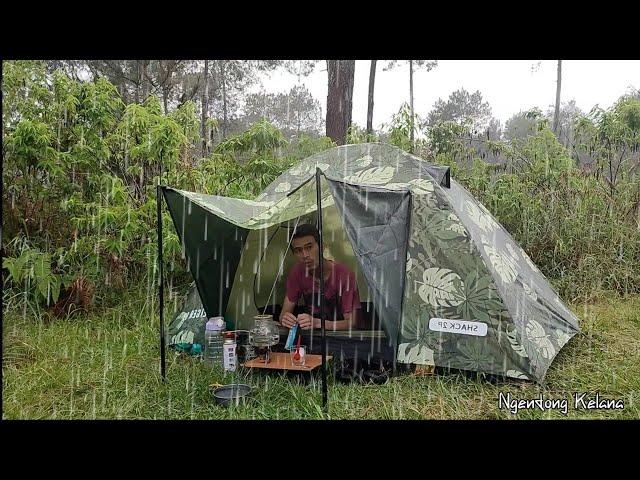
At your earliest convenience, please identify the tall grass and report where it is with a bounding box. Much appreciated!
[440,130,640,302]
[4,289,639,419]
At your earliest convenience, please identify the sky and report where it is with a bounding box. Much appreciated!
[254,60,640,131]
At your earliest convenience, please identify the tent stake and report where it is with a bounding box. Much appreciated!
[157,185,166,382]
[316,168,328,413]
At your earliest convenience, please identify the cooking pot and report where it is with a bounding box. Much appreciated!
[210,383,252,407]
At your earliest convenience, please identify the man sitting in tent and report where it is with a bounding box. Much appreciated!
[279,224,361,331]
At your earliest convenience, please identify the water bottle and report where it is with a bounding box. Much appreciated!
[204,317,225,366]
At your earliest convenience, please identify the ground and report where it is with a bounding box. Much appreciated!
[3,290,639,419]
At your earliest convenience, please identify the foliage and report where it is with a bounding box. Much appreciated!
[382,103,429,154]
[215,118,287,157]
[575,96,640,196]
[427,121,473,157]
[383,60,438,73]
[425,88,493,134]
[2,60,639,316]
[1,60,316,312]
[241,85,323,138]
[2,239,72,307]
[443,124,640,300]
[346,123,377,144]
[170,100,200,144]
[280,60,319,77]
[544,99,584,148]
[3,62,195,310]
[285,134,336,162]
[503,108,546,142]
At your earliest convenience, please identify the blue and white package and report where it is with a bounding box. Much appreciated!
[285,322,299,350]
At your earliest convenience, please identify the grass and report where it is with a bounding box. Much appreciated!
[3,287,639,420]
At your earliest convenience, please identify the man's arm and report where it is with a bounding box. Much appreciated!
[279,296,298,329]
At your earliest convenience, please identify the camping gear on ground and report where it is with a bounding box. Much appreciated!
[211,383,252,407]
[223,333,237,372]
[248,315,280,364]
[235,331,255,363]
[160,143,580,387]
[175,342,202,356]
[204,317,226,366]
[362,369,389,384]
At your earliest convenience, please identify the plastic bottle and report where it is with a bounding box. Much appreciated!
[223,332,237,372]
[204,317,226,366]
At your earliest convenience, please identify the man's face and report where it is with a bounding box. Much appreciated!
[291,235,319,270]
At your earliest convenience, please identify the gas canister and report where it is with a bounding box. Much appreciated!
[223,332,237,372]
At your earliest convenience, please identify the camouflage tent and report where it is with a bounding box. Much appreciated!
[161,143,580,382]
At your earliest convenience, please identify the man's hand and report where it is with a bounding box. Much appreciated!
[297,313,314,330]
[281,312,297,329]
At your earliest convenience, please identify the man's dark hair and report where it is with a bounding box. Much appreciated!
[290,223,320,248]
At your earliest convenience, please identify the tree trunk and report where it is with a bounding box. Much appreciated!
[134,61,140,104]
[141,60,149,102]
[409,59,415,153]
[296,62,302,136]
[220,61,228,138]
[201,60,209,158]
[326,60,355,145]
[553,60,562,135]
[162,87,169,114]
[210,63,218,144]
[366,60,377,136]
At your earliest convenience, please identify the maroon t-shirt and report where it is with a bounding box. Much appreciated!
[285,260,361,323]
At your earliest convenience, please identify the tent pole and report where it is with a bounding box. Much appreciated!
[157,185,166,382]
[316,168,328,412]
